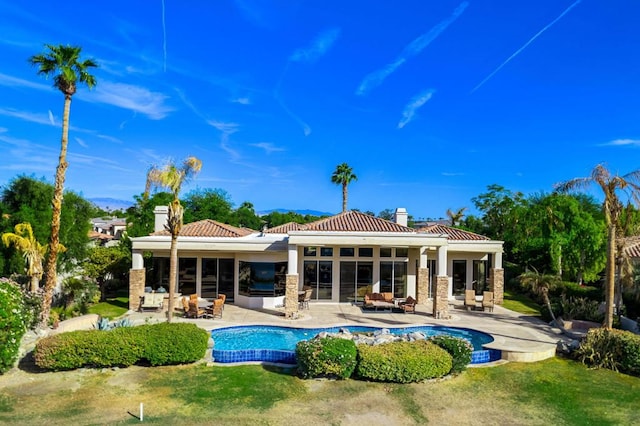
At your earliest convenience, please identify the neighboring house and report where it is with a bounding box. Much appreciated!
[89,216,126,247]
[129,207,504,319]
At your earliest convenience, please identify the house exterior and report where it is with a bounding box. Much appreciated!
[89,216,127,247]
[129,207,504,319]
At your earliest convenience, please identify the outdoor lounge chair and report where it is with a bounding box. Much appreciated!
[217,294,226,311]
[464,290,477,311]
[182,297,190,316]
[299,289,312,310]
[139,292,163,312]
[399,296,416,314]
[482,291,494,312]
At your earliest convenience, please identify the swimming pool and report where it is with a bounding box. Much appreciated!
[211,325,501,365]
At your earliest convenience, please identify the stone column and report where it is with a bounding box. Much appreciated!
[285,274,299,319]
[129,268,146,311]
[416,267,429,304]
[432,276,450,319]
[489,268,504,304]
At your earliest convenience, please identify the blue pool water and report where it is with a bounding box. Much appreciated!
[211,325,501,365]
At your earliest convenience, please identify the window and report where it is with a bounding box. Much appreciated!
[359,247,373,257]
[178,258,197,296]
[380,248,392,257]
[340,247,355,257]
[201,258,235,302]
[380,261,407,298]
[238,261,287,297]
[304,260,332,300]
[304,247,317,257]
[320,247,333,257]
[452,260,467,296]
[339,261,373,302]
[395,248,408,258]
[473,260,488,295]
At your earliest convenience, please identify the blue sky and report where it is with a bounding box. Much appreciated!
[1,0,639,219]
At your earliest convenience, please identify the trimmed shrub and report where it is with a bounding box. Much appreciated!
[356,340,452,383]
[296,336,357,379]
[429,335,473,374]
[34,322,208,370]
[575,328,640,376]
[0,278,29,374]
[136,323,209,366]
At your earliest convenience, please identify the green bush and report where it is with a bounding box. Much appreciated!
[296,336,357,379]
[559,295,603,323]
[429,335,473,374]
[0,278,29,374]
[34,322,208,371]
[356,340,452,383]
[136,323,209,366]
[575,328,640,376]
[552,281,602,301]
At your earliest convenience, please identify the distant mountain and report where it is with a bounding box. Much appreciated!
[89,197,134,212]
[257,208,334,217]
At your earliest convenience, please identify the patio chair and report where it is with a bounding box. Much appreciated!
[464,290,477,311]
[182,297,190,316]
[187,299,205,319]
[217,294,226,311]
[299,288,312,310]
[482,291,495,312]
[139,292,163,312]
[206,298,224,319]
[399,296,416,314]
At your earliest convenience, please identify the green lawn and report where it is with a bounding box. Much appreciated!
[1,357,639,425]
[503,290,542,316]
[87,296,129,319]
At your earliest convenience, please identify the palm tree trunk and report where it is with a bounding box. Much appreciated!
[41,94,72,326]
[30,275,39,293]
[342,183,347,212]
[167,233,178,322]
[604,223,617,329]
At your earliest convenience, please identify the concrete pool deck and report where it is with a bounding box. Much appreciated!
[126,300,565,363]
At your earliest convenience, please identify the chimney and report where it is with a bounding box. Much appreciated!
[154,206,169,232]
[394,208,408,227]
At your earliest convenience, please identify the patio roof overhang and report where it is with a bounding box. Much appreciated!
[446,240,504,253]
[287,231,448,247]
[131,234,288,252]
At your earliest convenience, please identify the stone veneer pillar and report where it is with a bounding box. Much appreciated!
[129,268,146,311]
[432,276,450,319]
[489,268,504,304]
[285,274,299,319]
[416,267,429,305]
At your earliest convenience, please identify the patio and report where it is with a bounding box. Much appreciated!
[125,299,563,363]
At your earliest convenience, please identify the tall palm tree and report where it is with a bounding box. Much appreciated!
[555,164,640,328]
[30,44,98,325]
[331,163,357,212]
[2,223,48,292]
[147,157,202,322]
[446,207,467,227]
[518,269,562,325]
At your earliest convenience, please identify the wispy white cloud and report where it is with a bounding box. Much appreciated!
[397,89,435,128]
[290,28,341,63]
[0,72,50,91]
[250,142,285,154]
[96,134,124,144]
[48,110,55,125]
[75,137,88,148]
[80,81,173,120]
[0,107,55,126]
[357,2,468,95]
[600,138,640,147]
[231,97,251,105]
[471,0,583,93]
[207,120,239,134]
[441,172,465,177]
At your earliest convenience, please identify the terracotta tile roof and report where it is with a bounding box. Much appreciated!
[152,219,255,237]
[265,222,307,233]
[88,230,114,240]
[301,210,415,233]
[418,224,490,241]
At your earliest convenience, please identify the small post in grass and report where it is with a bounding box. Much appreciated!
[140,402,143,421]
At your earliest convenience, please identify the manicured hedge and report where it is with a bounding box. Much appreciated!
[429,335,473,374]
[575,328,640,376]
[34,323,209,371]
[356,340,452,383]
[296,336,358,379]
